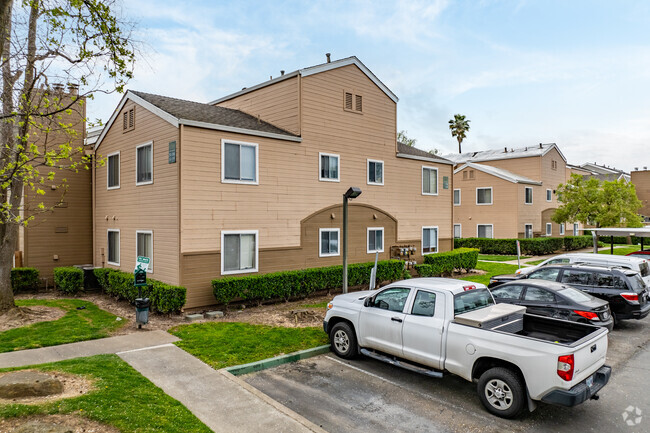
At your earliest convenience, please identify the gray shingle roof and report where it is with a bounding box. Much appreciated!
[131,90,298,137]
[396,141,452,164]
[455,162,542,185]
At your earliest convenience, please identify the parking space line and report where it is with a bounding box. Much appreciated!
[324,355,497,424]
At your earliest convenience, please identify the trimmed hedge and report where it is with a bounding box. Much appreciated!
[563,235,593,251]
[93,268,186,314]
[416,248,479,277]
[211,260,404,307]
[454,237,568,255]
[584,230,642,245]
[10,268,39,293]
[53,267,84,295]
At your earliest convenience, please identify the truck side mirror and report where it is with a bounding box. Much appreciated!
[364,297,373,307]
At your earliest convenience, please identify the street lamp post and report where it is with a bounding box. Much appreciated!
[342,186,362,294]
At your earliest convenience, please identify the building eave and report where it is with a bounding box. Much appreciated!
[178,119,302,142]
[396,153,455,165]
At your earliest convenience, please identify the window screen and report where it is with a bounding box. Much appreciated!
[136,144,152,184]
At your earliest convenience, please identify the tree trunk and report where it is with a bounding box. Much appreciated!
[457,137,462,154]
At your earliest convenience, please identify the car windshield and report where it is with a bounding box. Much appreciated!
[557,287,592,303]
[454,288,495,315]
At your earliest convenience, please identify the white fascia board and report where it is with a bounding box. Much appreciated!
[94,91,179,151]
[209,71,300,105]
[179,119,302,143]
[453,164,469,175]
[541,143,567,163]
[396,153,455,165]
[463,162,542,185]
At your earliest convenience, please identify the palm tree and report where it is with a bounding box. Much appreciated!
[448,114,471,153]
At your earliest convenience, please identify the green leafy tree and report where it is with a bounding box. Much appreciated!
[397,130,417,147]
[448,114,470,153]
[552,174,643,228]
[0,0,135,314]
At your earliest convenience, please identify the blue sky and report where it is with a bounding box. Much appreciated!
[91,0,650,172]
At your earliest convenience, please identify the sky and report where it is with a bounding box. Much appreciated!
[89,0,650,172]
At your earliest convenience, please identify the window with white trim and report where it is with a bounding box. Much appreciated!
[422,227,438,254]
[422,166,438,195]
[573,223,579,236]
[136,142,153,185]
[454,224,462,239]
[367,159,383,185]
[525,224,533,239]
[221,230,258,275]
[476,187,492,205]
[319,153,340,182]
[546,189,552,202]
[367,227,384,253]
[136,230,153,272]
[559,224,565,235]
[546,223,552,236]
[453,189,461,206]
[319,228,340,257]
[477,224,493,238]
[525,187,533,204]
[107,152,120,189]
[107,229,120,265]
[222,140,258,184]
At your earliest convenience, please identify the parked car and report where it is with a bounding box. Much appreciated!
[626,250,650,258]
[489,280,613,331]
[324,278,611,418]
[515,253,650,286]
[491,264,650,324]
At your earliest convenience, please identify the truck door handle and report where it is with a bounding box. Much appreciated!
[391,317,403,323]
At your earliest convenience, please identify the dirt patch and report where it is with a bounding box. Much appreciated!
[0,414,119,433]
[0,370,94,406]
[0,307,65,333]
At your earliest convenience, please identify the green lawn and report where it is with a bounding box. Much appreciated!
[478,254,530,261]
[0,299,125,353]
[459,261,521,286]
[0,355,211,432]
[170,322,329,370]
[598,246,642,255]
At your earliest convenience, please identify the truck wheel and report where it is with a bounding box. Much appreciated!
[330,322,357,359]
[477,367,526,418]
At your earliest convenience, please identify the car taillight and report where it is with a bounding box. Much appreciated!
[573,310,598,320]
[557,354,574,381]
[621,292,639,303]
[463,285,476,291]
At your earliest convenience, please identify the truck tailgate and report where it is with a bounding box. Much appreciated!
[571,331,608,384]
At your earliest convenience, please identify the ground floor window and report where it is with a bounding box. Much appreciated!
[422,226,438,254]
[560,224,565,235]
[546,223,552,236]
[573,223,579,236]
[477,224,493,238]
[367,227,384,253]
[525,224,533,239]
[454,224,462,239]
[222,230,258,275]
[319,228,340,257]
[136,230,153,272]
[107,229,120,265]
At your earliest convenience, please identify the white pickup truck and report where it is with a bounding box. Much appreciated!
[323,278,611,418]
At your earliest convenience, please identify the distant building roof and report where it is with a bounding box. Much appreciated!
[396,141,454,165]
[443,143,566,165]
[454,162,542,185]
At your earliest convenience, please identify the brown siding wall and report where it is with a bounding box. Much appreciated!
[93,101,180,285]
[632,170,650,217]
[216,76,300,135]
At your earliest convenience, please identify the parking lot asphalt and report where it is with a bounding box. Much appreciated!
[243,319,650,433]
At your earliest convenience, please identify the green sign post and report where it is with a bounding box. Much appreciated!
[134,256,150,287]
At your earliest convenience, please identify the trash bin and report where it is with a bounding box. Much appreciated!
[135,298,151,328]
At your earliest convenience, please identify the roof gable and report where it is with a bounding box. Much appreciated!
[454,162,542,185]
[444,143,567,165]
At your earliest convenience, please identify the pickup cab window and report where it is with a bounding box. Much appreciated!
[528,268,560,281]
[411,291,436,316]
[454,288,495,315]
[370,287,410,313]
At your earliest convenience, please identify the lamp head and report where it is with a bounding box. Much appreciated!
[344,186,362,199]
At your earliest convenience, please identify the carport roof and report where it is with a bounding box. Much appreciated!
[589,227,650,237]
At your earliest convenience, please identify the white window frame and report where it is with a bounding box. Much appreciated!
[319,152,340,182]
[367,159,384,186]
[221,230,259,276]
[546,223,552,236]
[107,229,120,266]
[546,189,552,202]
[221,139,259,185]
[367,227,384,254]
[454,224,462,239]
[573,223,579,236]
[107,151,120,190]
[476,187,493,205]
[421,166,439,196]
[524,224,533,239]
[477,224,494,239]
[560,224,565,235]
[524,187,533,205]
[135,230,154,273]
[422,226,439,255]
[318,228,340,258]
[135,141,154,186]
[453,188,461,206]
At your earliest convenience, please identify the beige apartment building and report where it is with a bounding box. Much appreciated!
[93,56,455,307]
[446,143,583,239]
[631,169,650,220]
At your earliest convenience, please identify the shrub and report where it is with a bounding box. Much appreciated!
[53,267,84,295]
[10,268,39,293]
[419,248,479,277]
[454,237,566,255]
[211,260,404,307]
[93,268,114,292]
[563,235,593,251]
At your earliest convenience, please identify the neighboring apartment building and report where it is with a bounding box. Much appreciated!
[445,143,583,239]
[14,86,93,285]
[580,162,630,182]
[93,56,455,307]
[631,168,650,220]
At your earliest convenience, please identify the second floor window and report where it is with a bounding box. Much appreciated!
[367,159,383,185]
[223,140,258,184]
[476,187,492,205]
[453,189,461,205]
[136,142,153,185]
[525,187,533,204]
[107,152,120,189]
[546,189,552,201]
[422,166,438,195]
[319,153,340,181]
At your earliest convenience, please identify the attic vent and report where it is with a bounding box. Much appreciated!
[345,92,353,110]
[469,170,475,179]
[122,107,135,132]
[355,95,362,112]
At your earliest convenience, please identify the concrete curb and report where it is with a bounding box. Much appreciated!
[225,345,331,376]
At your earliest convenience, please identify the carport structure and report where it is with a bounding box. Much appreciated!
[588,227,650,254]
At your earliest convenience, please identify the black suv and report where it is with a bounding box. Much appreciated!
[491,264,650,324]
